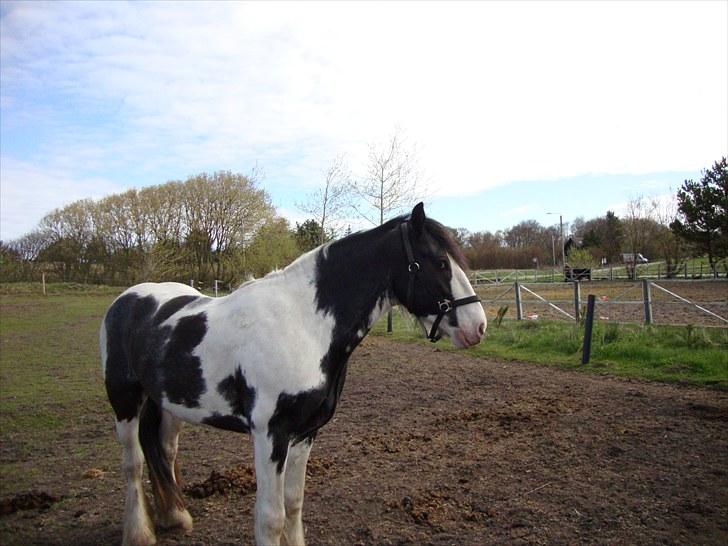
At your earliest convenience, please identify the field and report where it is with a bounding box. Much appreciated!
[1,289,727,545]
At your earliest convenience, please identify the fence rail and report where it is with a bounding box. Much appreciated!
[476,279,728,327]
[470,261,728,285]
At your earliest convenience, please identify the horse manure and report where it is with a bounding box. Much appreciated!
[0,491,60,516]
[184,465,255,499]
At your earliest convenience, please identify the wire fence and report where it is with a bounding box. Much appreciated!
[475,279,728,328]
[470,260,728,285]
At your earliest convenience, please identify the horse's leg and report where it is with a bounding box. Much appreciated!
[154,410,193,532]
[282,437,313,546]
[116,415,157,546]
[253,430,287,546]
[138,399,189,535]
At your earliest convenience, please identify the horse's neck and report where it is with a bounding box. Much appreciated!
[311,227,399,348]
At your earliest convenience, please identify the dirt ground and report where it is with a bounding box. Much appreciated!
[1,336,727,546]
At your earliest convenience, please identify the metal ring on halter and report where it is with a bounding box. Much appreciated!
[438,300,452,313]
[408,262,420,272]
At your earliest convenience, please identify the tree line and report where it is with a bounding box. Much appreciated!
[1,172,319,286]
[2,155,725,285]
[458,157,727,276]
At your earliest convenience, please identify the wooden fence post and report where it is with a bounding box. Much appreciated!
[582,294,596,364]
[514,281,523,320]
[573,281,581,322]
[642,279,653,324]
[42,272,46,295]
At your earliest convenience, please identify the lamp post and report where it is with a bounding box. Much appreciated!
[547,212,565,274]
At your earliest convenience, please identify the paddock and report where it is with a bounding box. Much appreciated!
[1,330,726,545]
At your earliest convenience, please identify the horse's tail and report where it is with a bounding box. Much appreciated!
[138,397,184,514]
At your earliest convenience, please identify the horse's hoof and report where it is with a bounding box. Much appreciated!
[122,524,157,546]
[158,507,193,533]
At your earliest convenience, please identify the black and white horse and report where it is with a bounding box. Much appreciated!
[100,203,486,546]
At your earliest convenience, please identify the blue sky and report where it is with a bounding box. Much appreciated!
[1,1,726,240]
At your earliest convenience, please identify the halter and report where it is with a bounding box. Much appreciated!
[399,221,482,342]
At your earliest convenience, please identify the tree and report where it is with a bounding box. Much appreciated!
[241,218,300,278]
[298,155,350,245]
[295,219,328,253]
[603,211,623,264]
[651,195,684,277]
[670,157,728,272]
[622,196,657,278]
[350,127,426,226]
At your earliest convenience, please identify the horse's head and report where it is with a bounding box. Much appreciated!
[392,203,486,348]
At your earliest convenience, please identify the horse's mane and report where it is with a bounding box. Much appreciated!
[423,217,469,271]
[378,214,469,271]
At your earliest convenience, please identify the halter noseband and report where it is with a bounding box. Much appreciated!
[399,221,482,342]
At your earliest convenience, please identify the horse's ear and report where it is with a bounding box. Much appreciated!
[411,202,426,237]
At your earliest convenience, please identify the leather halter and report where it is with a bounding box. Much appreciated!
[399,221,482,342]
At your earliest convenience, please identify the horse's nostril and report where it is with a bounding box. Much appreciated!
[478,322,486,336]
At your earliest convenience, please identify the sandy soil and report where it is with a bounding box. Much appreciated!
[1,336,727,545]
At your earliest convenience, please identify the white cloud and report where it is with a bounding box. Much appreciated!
[0,1,726,237]
[0,157,121,240]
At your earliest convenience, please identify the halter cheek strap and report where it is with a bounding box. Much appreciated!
[399,222,482,342]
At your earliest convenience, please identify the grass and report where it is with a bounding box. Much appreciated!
[0,289,121,439]
[372,310,728,388]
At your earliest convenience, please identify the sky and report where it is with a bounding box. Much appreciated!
[1,0,726,241]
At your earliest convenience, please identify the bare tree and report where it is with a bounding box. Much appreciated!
[651,194,684,277]
[351,127,426,226]
[298,155,351,245]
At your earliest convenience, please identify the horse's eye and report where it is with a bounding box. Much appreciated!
[438,259,449,271]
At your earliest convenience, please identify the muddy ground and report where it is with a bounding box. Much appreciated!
[1,336,727,545]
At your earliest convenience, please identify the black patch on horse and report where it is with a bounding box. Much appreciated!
[104,292,209,417]
[216,367,257,424]
[154,295,199,325]
[104,293,158,421]
[266,208,467,472]
[267,363,346,473]
[161,313,208,407]
[266,222,403,471]
[203,413,251,433]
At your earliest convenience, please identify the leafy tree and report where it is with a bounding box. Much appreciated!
[670,157,728,272]
[603,211,623,264]
[567,248,596,268]
[242,218,300,278]
[295,219,329,252]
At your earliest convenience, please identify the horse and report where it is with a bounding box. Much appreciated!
[100,202,486,546]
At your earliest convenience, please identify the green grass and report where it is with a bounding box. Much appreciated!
[373,311,728,388]
[0,289,122,438]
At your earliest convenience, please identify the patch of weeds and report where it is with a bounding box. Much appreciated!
[494,305,508,328]
[681,324,713,349]
[601,323,621,344]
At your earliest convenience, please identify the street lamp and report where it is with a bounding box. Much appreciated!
[547,212,565,273]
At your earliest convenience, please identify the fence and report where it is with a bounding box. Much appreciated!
[476,279,728,327]
[471,260,728,285]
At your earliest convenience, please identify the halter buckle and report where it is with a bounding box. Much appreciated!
[408,262,420,273]
[438,299,452,313]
